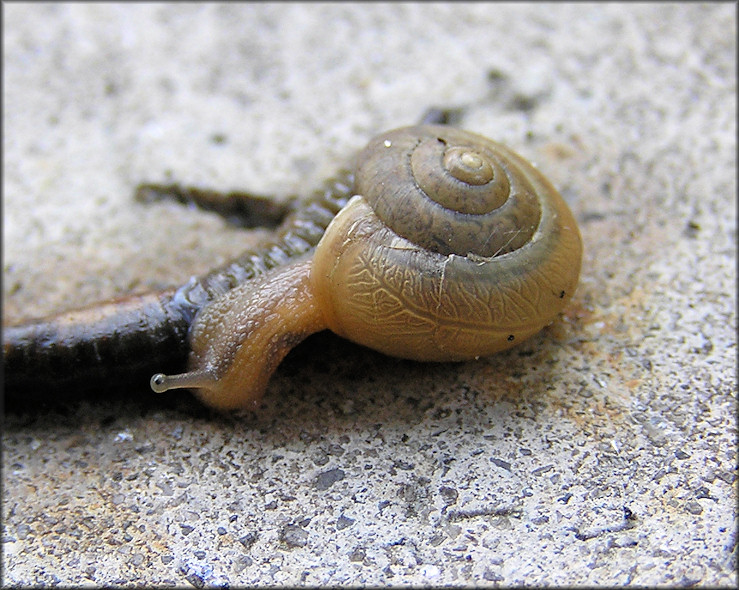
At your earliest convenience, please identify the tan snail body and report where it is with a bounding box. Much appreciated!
[151,125,582,410]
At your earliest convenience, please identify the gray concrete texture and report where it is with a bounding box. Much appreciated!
[2,3,736,587]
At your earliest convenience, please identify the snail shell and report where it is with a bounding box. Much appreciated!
[152,125,582,410]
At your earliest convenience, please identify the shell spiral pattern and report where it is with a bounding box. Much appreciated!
[312,125,582,362]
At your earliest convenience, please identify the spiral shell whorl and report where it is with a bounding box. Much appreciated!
[312,124,582,362]
[355,125,542,257]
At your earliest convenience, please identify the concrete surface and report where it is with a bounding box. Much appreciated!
[2,3,736,587]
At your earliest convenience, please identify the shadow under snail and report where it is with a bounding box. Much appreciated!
[3,123,582,411]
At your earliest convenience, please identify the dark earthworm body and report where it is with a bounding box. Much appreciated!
[2,172,354,407]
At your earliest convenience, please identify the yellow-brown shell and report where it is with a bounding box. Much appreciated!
[311,125,582,361]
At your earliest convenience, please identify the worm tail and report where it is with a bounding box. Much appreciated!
[194,171,354,298]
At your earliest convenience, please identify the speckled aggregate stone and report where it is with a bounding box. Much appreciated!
[2,3,736,587]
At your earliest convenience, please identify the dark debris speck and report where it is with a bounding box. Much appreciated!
[239,532,257,549]
[280,524,309,548]
[491,457,512,471]
[484,568,505,582]
[439,486,458,506]
[393,460,415,471]
[336,515,355,530]
[532,464,554,476]
[685,501,703,515]
[185,573,204,588]
[314,468,345,491]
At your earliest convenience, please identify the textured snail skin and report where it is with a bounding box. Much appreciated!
[151,259,322,410]
[152,125,582,410]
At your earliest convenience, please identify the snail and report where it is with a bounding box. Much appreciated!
[3,120,581,411]
[147,125,583,410]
